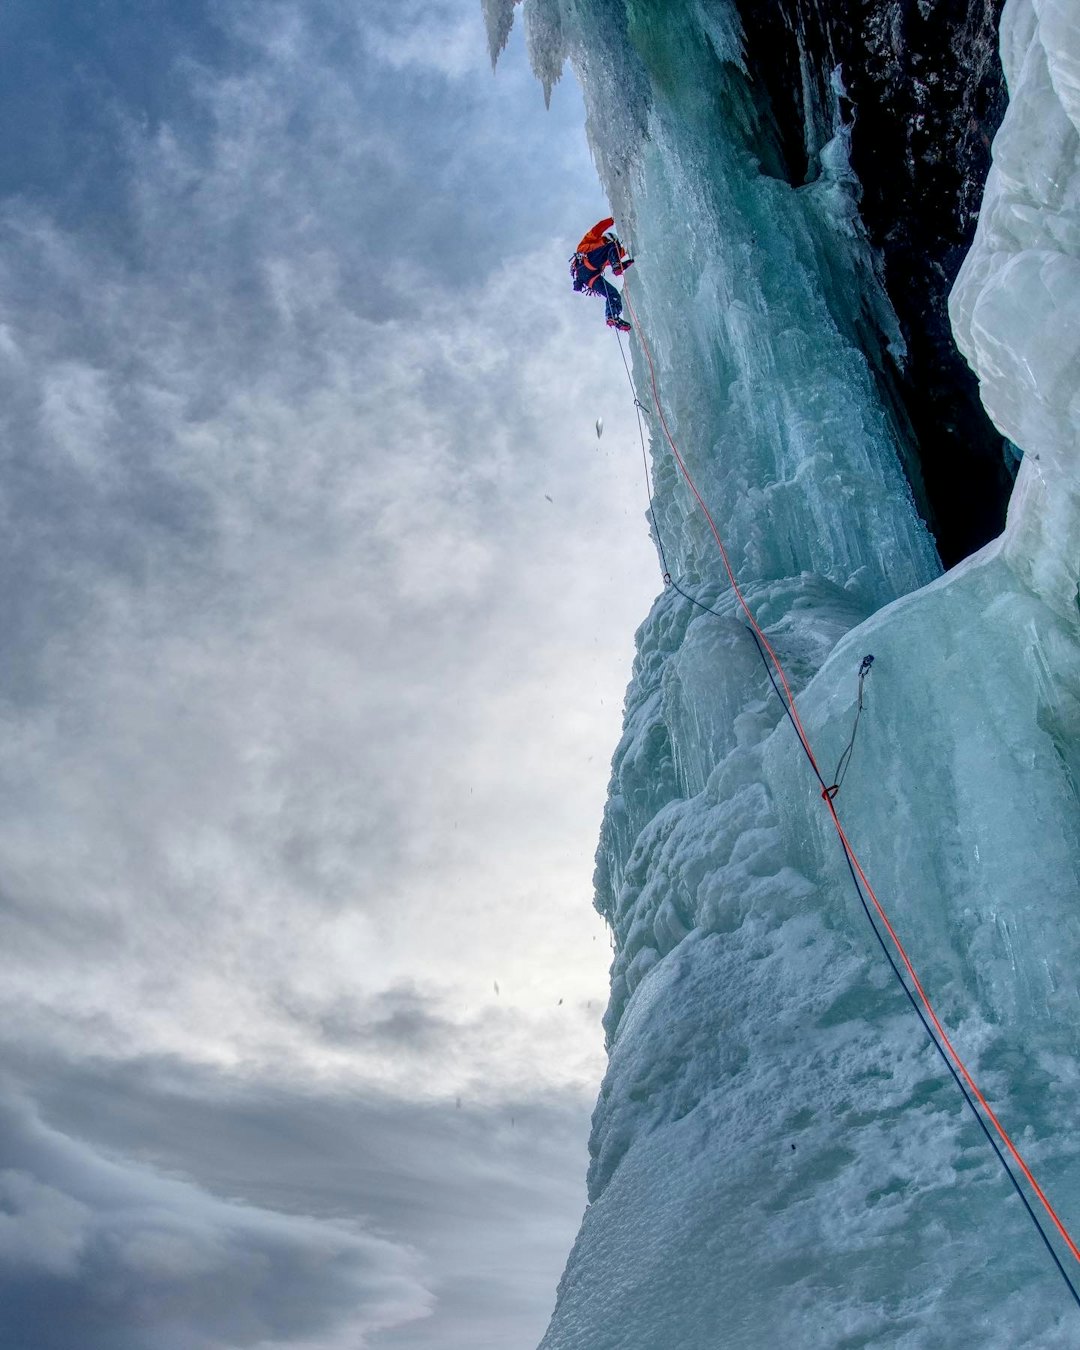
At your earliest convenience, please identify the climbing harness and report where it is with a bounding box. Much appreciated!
[610,280,1080,1311]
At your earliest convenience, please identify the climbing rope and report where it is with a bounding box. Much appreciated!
[824,654,875,800]
[611,281,1080,1309]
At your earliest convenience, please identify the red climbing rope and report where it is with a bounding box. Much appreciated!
[826,796,1080,1266]
[618,280,1080,1272]
[621,286,822,774]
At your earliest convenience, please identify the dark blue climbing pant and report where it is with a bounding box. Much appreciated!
[572,240,625,322]
[586,273,624,323]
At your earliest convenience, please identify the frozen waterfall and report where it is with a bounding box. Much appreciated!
[501,0,1080,1345]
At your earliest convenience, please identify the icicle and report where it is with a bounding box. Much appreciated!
[523,0,567,107]
[481,0,519,70]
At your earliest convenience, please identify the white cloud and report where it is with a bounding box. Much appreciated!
[364,1,489,79]
[0,214,651,1096]
[0,0,651,1342]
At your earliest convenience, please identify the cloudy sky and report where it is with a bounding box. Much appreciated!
[0,2,659,1346]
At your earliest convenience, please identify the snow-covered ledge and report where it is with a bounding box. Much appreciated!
[950,0,1080,623]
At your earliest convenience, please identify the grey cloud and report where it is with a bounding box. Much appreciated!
[0,1089,432,1350]
[272,982,458,1052]
[15,1056,593,1350]
[0,0,239,239]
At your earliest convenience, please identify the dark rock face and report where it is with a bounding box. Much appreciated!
[733,0,1012,568]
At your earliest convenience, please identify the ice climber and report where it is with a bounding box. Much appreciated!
[571,217,634,331]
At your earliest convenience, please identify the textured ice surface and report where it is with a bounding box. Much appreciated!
[481,0,518,67]
[951,0,1080,618]
[518,0,1080,1346]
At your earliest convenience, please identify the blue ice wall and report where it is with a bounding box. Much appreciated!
[490,1,1080,1345]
